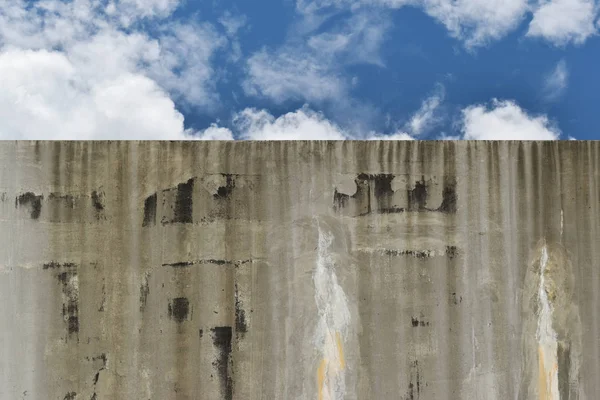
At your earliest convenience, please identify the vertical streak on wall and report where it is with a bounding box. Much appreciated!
[537,245,559,400]
[314,221,350,400]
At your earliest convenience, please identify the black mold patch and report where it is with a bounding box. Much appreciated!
[411,314,429,327]
[450,292,463,305]
[199,329,204,338]
[91,190,105,219]
[168,297,190,323]
[557,343,571,400]
[48,193,76,208]
[234,283,247,336]
[385,249,433,259]
[437,180,457,213]
[407,179,428,212]
[445,246,459,259]
[162,259,233,267]
[402,360,423,400]
[142,193,157,227]
[16,192,43,219]
[139,273,150,312]
[52,266,79,339]
[63,392,76,400]
[211,326,233,400]
[173,179,194,223]
[213,175,236,199]
[43,262,77,270]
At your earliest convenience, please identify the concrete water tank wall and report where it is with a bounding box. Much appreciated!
[0,141,598,399]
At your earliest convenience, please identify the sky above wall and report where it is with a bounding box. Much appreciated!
[1,0,599,140]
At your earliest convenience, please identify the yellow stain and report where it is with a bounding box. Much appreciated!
[538,346,549,400]
[317,358,327,400]
[336,331,345,370]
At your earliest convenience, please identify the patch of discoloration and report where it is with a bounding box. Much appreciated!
[161,178,194,225]
[168,297,190,323]
[314,220,350,400]
[401,360,424,400]
[234,283,247,337]
[213,174,236,200]
[15,192,43,219]
[63,392,76,400]
[211,326,233,400]
[519,240,583,400]
[90,190,105,220]
[142,193,157,227]
[333,173,457,216]
[139,271,150,312]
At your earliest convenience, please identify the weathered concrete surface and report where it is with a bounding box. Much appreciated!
[0,141,598,400]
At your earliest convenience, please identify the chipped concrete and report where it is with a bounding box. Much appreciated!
[0,141,599,399]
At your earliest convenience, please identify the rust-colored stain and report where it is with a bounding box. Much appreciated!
[317,358,327,400]
[336,331,345,370]
[538,345,560,400]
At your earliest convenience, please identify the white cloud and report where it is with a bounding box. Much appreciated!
[219,12,248,37]
[0,0,232,139]
[296,0,599,47]
[197,106,418,140]
[244,10,391,104]
[527,0,597,45]
[422,0,530,48]
[243,48,346,103]
[461,99,561,140]
[233,107,348,140]
[542,59,568,101]
[0,48,192,140]
[191,124,235,140]
[405,85,445,135]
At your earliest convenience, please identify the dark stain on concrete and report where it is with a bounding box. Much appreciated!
[407,178,428,212]
[437,179,457,213]
[142,193,157,227]
[173,179,194,223]
[411,314,429,327]
[402,360,424,400]
[15,192,43,219]
[385,249,433,259]
[168,297,190,323]
[54,268,79,339]
[43,262,77,270]
[48,193,76,209]
[211,326,233,400]
[91,190,105,219]
[139,272,150,312]
[445,246,458,259]
[450,292,462,305]
[162,259,234,267]
[234,283,247,336]
[63,392,76,400]
[214,174,236,200]
[199,329,204,338]
[558,343,571,400]
[334,173,457,216]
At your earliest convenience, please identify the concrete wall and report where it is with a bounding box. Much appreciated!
[0,141,598,400]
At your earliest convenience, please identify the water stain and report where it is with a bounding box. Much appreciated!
[234,283,247,336]
[15,192,43,219]
[142,193,157,227]
[168,297,190,323]
[213,174,236,200]
[90,190,105,220]
[211,326,233,400]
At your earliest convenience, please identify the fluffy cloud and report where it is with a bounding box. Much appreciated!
[460,99,560,140]
[542,59,568,101]
[0,0,232,139]
[0,48,191,140]
[296,0,599,47]
[234,107,348,140]
[527,0,598,45]
[193,106,421,140]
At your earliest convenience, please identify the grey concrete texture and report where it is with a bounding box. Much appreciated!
[0,141,598,400]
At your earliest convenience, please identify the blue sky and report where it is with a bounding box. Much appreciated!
[1,0,599,139]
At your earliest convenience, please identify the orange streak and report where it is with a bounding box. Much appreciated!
[317,358,327,400]
[538,345,548,400]
[336,331,345,370]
